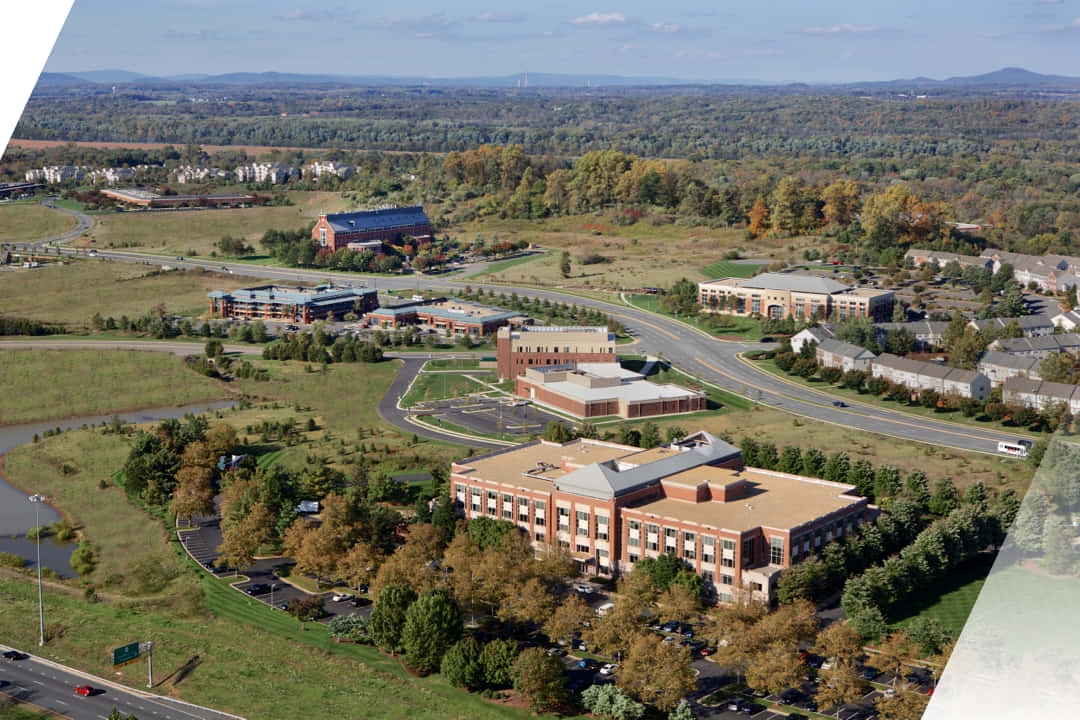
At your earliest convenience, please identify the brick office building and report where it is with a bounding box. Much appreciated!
[208,284,378,324]
[451,431,872,604]
[312,206,433,252]
[698,273,894,322]
[514,364,707,420]
[496,325,617,379]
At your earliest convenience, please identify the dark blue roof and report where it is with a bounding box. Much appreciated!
[326,206,430,234]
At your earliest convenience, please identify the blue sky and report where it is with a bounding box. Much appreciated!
[43,0,1080,83]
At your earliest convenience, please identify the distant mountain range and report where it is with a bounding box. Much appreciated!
[33,67,1080,91]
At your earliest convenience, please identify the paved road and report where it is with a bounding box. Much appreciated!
[0,649,241,720]
[30,199,94,247]
[6,246,1033,454]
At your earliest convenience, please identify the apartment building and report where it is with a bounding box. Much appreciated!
[816,339,876,372]
[870,354,991,400]
[208,284,378,323]
[977,351,1042,385]
[451,431,872,604]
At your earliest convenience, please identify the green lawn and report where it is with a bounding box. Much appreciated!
[624,295,764,340]
[424,358,482,370]
[0,349,226,425]
[889,553,995,637]
[0,202,77,243]
[465,252,549,279]
[0,258,240,327]
[701,260,769,279]
[401,372,485,408]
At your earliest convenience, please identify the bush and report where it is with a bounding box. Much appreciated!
[441,637,485,689]
[328,612,371,643]
[286,596,325,621]
[0,552,27,569]
[819,367,843,384]
[70,541,97,576]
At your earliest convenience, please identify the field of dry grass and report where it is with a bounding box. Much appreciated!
[0,202,77,243]
[0,259,240,326]
[75,191,351,257]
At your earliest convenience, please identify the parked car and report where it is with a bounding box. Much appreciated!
[75,685,94,697]
[700,645,717,657]
[572,583,594,595]
[546,647,567,657]
[349,597,371,607]
[331,593,352,602]
[599,663,617,676]
[245,583,271,595]
[578,658,600,671]
[725,700,746,712]
[860,667,879,680]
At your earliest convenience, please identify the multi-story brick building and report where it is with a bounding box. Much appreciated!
[451,431,872,604]
[514,363,706,419]
[697,273,894,321]
[312,206,433,252]
[496,325,617,379]
[208,284,378,324]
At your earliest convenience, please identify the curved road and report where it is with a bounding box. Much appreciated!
[5,246,1031,454]
[31,199,94,247]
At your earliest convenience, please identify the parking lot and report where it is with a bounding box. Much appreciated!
[412,395,572,437]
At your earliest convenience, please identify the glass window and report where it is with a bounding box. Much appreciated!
[576,511,590,537]
[702,570,715,583]
[722,539,735,552]
[629,553,639,564]
[596,515,609,541]
[720,573,734,585]
[576,543,590,553]
[721,556,735,568]
[769,537,785,566]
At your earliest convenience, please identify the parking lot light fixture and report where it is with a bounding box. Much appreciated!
[28,494,46,646]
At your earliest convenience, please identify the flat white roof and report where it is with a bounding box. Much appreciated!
[534,378,700,404]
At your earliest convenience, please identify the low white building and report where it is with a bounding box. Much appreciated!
[816,339,876,372]
[306,161,353,180]
[873,321,950,350]
[790,326,834,354]
[870,353,991,400]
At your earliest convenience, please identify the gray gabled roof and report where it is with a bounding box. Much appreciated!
[817,338,876,360]
[554,431,742,500]
[735,272,850,295]
[978,351,1040,373]
[969,315,1054,332]
[995,334,1080,353]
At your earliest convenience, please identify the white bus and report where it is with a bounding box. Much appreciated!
[998,441,1029,458]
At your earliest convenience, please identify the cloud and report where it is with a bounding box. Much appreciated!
[372,13,459,37]
[278,7,353,22]
[475,12,526,24]
[804,23,876,34]
[571,12,627,25]
[651,22,683,34]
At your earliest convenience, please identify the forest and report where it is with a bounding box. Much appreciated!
[4,89,1080,264]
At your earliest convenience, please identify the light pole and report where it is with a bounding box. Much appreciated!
[28,494,45,646]
[270,582,277,610]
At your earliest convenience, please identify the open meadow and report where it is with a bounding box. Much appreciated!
[0,260,240,326]
[0,202,77,243]
[0,349,226,425]
[75,191,351,257]
[456,213,805,289]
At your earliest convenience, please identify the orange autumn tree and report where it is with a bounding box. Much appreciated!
[748,196,771,238]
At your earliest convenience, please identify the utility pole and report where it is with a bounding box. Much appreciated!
[28,494,45,646]
[145,641,153,688]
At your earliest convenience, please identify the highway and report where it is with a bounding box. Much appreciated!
[5,240,1032,455]
[0,647,241,720]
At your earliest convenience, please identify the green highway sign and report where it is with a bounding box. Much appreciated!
[112,641,140,668]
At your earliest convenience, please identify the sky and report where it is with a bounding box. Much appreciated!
[36,0,1080,83]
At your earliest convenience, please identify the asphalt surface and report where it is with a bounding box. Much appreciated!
[4,242,1033,454]
[30,199,94,247]
[0,649,240,720]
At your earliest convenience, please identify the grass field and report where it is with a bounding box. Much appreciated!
[464,252,549,279]
[625,295,765,340]
[0,349,226,425]
[445,214,780,290]
[890,553,995,637]
[0,259,240,327]
[401,372,485,408]
[0,203,77,243]
[76,191,351,256]
[2,431,193,603]
[700,260,770,279]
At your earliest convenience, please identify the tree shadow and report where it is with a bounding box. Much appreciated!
[156,654,202,687]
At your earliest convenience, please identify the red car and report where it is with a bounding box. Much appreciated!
[75,685,94,697]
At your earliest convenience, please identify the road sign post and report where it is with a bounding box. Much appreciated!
[112,641,140,669]
[144,641,153,688]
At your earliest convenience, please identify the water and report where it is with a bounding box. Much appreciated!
[0,401,235,538]
[0,536,78,579]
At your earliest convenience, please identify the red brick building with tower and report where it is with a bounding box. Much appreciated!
[496,325,617,380]
[312,206,433,252]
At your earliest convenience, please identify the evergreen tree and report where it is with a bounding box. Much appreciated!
[370,584,417,653]
[402,588,464,672]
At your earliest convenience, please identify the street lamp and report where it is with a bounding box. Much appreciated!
[27,494,45,646]
[270,582,278,610]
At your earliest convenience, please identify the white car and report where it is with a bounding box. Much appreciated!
[599,664,617,676]
[331,593,352,602]
[573,583,594,594]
